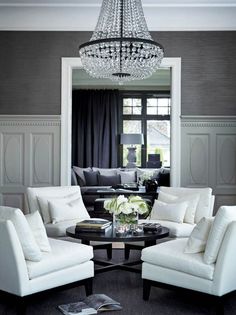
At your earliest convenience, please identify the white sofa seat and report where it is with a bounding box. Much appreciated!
[139,219,195,238]
[26,238,93,279]
[142,238,214,280]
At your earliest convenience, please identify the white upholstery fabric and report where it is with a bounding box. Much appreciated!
[160,187,213,223]
[118,170,136,184]
[25,211,51,252]
[139,219,195,238]
[204,206,236,264]
[142,238,214,280]
[0,215,94,297]
[26,186,85,223]
[45,219,81,237]
[150,200,188,223]
[142,263,213,295]
[26,238,93,279]
[0,207,42,262]
[184,217,214,254]
[158,191,200,224]
[49,196,89,224]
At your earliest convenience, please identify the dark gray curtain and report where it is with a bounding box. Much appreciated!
[72,89,119,168]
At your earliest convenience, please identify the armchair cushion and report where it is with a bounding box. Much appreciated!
[37,191,89,224]
[158,191,200,224]
[150,200,188,223]
[49,196,89,224]
[26,238,93,279]
[184,217,214,254]
[139,219,195,238]
[45,219,81,237]
[160,187,213,223]
[25,211,51,252]
[204,205,236,264]
[141,238,214,281]
[0,207,42,262]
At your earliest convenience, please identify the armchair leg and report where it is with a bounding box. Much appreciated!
[16,296,27,315]
[106,244,112,260]
[214,296,225,315]
[84,278,93,296]
[124,244,130,260]
[143,279,151,301]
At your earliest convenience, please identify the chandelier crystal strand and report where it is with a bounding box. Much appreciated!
[79,0,164,82]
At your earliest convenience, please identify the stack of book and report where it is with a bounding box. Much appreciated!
[76,219,112,233]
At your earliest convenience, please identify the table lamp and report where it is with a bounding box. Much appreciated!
[120,133,144,168]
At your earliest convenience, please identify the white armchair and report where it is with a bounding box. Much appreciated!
[26,186,112,259]
[141,205,236,313]
[0,206,94,313]
[125,187,215,259]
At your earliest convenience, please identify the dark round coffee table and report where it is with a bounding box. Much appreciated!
[66,225,169,274]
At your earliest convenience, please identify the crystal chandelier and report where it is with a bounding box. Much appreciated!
[79,0,164,83]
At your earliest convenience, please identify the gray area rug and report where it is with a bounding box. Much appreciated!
[0,249,236,315]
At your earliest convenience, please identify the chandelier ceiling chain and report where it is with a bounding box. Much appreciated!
[79,0,164,83]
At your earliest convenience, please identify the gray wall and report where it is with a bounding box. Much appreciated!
[0,31,235,115]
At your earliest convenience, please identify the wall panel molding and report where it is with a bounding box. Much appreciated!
[181,116,236,212]
[0,115,61,212]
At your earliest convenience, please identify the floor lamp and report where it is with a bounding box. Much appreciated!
[120,133,144,168]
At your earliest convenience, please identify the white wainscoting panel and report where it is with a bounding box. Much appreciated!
[0,116,61,212]
[181,116,236,213]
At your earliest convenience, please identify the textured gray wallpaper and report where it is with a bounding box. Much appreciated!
[0,31,235,115]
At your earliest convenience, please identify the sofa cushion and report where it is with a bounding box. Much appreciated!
[184,217,214,254]
[25,211,51,252]
[158,191,200,225]
[150,199,188,223]
[204,206,236,264]
[139,219,195,238]
[0,206,42,262]
[84,170,99,186]
[98,174,121,186]
[26,238,93,279]
[93,168,118,176]
[160,187,213,223]
[49,196,90,224]
[141,238,214,280]
[118,170,136,184]
[73,166,92,186]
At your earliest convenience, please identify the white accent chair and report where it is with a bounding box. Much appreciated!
[125,187,215,259]
[141,205,236,314]
[0,206,94,314]
[26,186,112,259]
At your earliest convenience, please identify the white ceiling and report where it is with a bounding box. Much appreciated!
[0,0,236,31]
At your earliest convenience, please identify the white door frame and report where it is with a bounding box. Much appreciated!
[61,57,181,186]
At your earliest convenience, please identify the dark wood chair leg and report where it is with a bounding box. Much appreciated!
[124,244,130,260]
[143,279,151,301]
[16,296,27,315]
[215,296,225,315]
[84,278,93,296]
[106,244,112,260]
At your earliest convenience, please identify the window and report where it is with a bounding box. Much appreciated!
[120,92,171,168]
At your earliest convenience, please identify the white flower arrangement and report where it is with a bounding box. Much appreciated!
[139,171,154,185]
[104,195,149,224]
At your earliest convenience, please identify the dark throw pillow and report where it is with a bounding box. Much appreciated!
[83,170,99,186]
[98,174,121,186]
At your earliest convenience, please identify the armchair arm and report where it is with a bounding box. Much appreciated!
[0,220,29,296]
[212,221,236,296]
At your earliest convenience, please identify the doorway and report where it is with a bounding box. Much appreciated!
[61,57,181,186]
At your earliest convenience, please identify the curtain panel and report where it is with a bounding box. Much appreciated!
[72,89,119,168]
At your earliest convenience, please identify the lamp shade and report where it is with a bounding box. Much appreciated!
[120,133,144,145]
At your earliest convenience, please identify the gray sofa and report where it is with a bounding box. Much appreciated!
[71,166,170,214]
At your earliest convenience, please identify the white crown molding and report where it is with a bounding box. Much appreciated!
[0,1,236,31]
